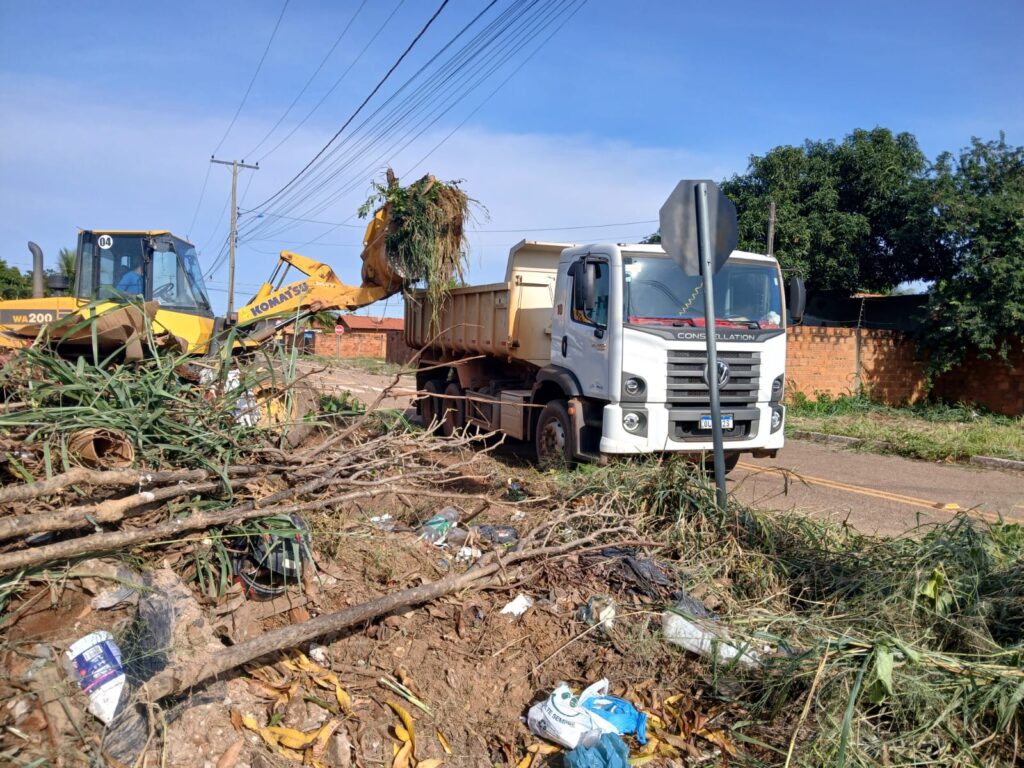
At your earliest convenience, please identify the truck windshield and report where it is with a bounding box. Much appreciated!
[624,256,783,329]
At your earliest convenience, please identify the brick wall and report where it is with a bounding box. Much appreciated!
[931,339,1024,416]
[786,327,1023,416]
[311,330,387,359]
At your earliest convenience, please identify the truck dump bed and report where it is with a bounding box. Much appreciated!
[404,240,565,368]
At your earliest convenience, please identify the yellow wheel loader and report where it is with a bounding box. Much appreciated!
[0,207,401,357]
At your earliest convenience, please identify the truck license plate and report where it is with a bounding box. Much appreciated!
[700,414,734,430]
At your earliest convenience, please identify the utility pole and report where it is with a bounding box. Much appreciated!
[767,200,776,257]
[210,157,258,321]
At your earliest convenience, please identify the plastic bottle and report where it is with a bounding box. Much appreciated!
[418,507,459,545]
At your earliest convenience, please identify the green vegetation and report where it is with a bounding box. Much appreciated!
[567,458,1023,766]
[358,172,474,316]
[0,258,32,299]
[787,392,1024,462]
[924,135,1024,374]
[646,129,1024,374]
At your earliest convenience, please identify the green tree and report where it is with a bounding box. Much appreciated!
[0,259,32,299]
[923,135,1024,372]
[58,247,77,284]
[720,128,950,291]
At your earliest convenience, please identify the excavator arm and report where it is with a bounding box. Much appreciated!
[233,206,403,334]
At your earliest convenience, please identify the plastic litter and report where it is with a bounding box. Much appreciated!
[662,599,761,668]
[66,631,126,724]
[527,679,646,749]
[563,733,631,768]
[474,524,519,544]
[418,507,459,545]
[456,546,482,562]
[369,513,395,531]
[579,596,616,632]
[500,593,534,617]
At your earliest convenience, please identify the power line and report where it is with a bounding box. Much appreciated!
[240,0,538,243]
[254,0,586,249]
[243,0,371,160]
[211,0,292,156]
[251,0,451,213]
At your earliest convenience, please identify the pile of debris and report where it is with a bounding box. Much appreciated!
[2,340,1021,768]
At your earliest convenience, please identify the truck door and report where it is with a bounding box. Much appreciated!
[557,256,611,398]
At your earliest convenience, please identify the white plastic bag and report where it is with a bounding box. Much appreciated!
[527,679,619,748]
[662,612,761,668]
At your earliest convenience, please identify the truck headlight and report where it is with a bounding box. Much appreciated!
[621,374,646,400]
[771,374,784,402]
[622,412,642,433]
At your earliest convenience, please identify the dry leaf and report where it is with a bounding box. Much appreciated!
[436,729,453,756]
[697,728,737,757]
[215,739,244,768]
[418,760,444,768]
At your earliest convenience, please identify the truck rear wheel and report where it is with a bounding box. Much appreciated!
[420,380,444,429]
[441,381,465,437]
[535,399,575,469]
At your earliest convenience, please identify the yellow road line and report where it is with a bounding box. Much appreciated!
[735,461,1010,524]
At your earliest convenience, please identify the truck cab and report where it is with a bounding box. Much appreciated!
[544,243,790,466]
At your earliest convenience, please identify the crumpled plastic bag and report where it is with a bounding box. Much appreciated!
[563,733,630,768]
[527,679,646,749]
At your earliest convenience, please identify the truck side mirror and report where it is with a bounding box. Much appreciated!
[788,277,806,324]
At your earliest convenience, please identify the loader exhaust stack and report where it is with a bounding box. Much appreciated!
[28,241,45,298]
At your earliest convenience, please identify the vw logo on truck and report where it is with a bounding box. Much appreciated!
[704,360,730,388]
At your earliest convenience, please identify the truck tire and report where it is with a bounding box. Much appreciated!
[441,381,465,437]
[421,380,444,429]
[535,399,575,469]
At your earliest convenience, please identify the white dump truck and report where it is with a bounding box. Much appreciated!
[406,240,805,468]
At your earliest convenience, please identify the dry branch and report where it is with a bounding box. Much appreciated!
[144,525,616,702]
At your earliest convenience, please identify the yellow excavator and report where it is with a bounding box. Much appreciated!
[0,207,402,357]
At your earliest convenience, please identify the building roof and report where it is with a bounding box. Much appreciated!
[338,315,404,332]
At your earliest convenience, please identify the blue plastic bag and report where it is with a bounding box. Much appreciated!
[563,733,630,768]
[583,694,647,745]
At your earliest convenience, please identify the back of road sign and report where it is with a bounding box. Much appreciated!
[658,180,738,277]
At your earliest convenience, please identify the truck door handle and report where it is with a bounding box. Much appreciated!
[560,336,567,357]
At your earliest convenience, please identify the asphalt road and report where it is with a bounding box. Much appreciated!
[731,441,1024,536]
[299,360,1023,537]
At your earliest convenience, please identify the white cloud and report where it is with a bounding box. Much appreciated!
[0,74,741,314]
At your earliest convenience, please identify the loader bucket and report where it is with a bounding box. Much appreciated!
[359,204,405,293]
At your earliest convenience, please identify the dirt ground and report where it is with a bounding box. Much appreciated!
[1,434,751,768]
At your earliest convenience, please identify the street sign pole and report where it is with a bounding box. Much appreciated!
[696,182,728,510]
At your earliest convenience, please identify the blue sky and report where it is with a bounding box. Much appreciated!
[1,0,1021,314]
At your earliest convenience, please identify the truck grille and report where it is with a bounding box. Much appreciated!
[666,350,761,407]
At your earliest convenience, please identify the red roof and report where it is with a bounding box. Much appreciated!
[338,315,404,332]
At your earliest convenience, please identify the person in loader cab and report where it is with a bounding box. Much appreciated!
[116,259,144,295]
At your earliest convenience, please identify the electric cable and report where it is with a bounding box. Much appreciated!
[212,0,291,156]
[239,0,537,243]
[251,0,576,247]
[250,0,451,213]
[244,0,371,160]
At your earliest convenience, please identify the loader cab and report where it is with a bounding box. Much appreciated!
[75,230,213,317]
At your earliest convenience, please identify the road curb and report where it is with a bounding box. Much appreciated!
[969,455,1024,474]
[790,431,1024,474]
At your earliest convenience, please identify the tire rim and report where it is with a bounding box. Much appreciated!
[539,415,566,461]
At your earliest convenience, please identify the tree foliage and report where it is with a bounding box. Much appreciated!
[720,128,949,292]
[0,259,32,299]
[923,135,1024,372]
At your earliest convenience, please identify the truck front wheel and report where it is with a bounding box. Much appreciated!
[535,399,575,468]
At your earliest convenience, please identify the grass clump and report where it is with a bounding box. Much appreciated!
[359,172,474,316]
[566,458,1024,767]
[787,392,1024,462]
